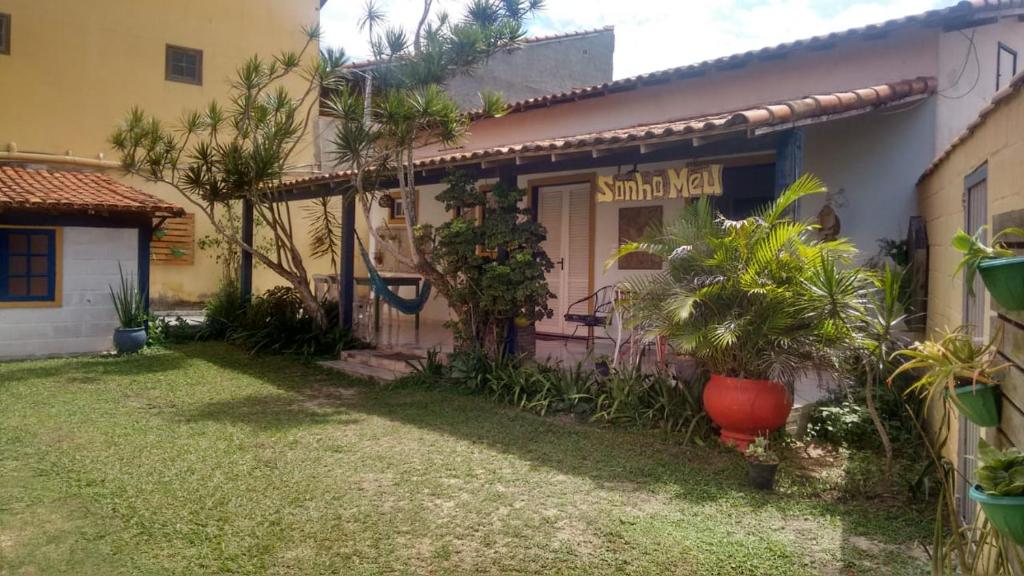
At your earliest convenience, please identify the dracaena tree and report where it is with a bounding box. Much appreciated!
[110,27,346,328]
[327,0,543,347]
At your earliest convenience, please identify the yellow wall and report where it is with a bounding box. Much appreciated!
[0,0,342,304]
[918,88,1024,340]
[918,85,1024,461]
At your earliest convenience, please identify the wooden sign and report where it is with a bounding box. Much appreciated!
[596,164,723,203]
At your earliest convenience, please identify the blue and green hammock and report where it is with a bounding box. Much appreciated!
[356,234,431,315]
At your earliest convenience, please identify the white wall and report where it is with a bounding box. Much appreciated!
[0,227,139,360]
[936,19,1024,155]
[803,97,936,260]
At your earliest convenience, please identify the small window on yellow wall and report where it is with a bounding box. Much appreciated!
[0,13,11,55]
[0,227,61,306]
[166,45,203,85]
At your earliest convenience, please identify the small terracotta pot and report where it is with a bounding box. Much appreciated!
[703,374,793,451]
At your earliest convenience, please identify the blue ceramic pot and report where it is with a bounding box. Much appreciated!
[113,327,147,354]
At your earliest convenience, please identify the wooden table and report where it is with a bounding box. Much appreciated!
[355,275,423,331]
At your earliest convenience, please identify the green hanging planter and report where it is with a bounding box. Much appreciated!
[970,485,1024,545]
[979,256,1024,310]
[950,382,1001,427]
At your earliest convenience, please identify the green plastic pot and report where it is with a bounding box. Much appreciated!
[979,256,1024,310]
[970,485,1024,545]
[950,382,1001,427]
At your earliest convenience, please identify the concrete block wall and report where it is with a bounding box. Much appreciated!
[0,226,139,359]
[918,84,1024,464]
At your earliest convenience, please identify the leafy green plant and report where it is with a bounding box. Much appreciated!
[744,437,778,464]
[412,350,707,441]
[953,225,1024,296]
[889,326,1006,406]
[227,286,366,358]
[419,172,554,356]
[611,174,863,385]
[807,377,921,453]
[198,278,246,340]
[977,439,1024,496]
[109,263,146,329]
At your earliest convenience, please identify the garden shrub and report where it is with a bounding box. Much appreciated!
[225,286,365,358]
[197,278,246,341]
[406,351,709,440]
[807,373,921,454]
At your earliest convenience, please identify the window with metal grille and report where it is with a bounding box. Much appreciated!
[166,45,203,85]
[0,228,58,303]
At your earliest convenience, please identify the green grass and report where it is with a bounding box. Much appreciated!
[0,343,930,575]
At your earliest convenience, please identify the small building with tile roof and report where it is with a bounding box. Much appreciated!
[293,2,1024,340]
[0,165,183,359]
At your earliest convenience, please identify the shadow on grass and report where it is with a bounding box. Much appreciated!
[0,350,183,385]
[176,343,778,506]
[181,391,364,432]
[31,342,929,565]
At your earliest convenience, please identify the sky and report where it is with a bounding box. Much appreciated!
[321,0,955,79]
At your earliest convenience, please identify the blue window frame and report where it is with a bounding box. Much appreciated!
[0,228,57,302]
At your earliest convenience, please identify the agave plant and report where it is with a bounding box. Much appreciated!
[889,326,1006,404]
[610,174,866,385]
[109,263,147,329]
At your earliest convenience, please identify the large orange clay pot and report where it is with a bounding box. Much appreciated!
[703,374,793,451]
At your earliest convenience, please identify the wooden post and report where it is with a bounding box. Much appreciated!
[240,198,254,303]
[138,217,152,312]
[339,188,356,331]
[774,128,804,198]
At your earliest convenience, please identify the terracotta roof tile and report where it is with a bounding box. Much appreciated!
[467,1,1018,118]
[0,166,184,216]
[287,76,936,190]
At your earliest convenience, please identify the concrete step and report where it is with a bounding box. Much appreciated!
[339,350,422,374]
[786,402,814,440]
[318,359,404,382]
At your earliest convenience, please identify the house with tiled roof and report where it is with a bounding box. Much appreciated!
[0,166,183,358]
[289,1,1024,341]
[0,0,328,312]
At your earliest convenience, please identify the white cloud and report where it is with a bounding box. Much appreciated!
[321,0,953,78]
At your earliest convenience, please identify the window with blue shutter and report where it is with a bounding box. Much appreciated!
[0,228,58,303]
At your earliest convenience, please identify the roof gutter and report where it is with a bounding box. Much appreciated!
[0,151,121,170]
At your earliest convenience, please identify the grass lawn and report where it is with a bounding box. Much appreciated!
[1,343,930,575]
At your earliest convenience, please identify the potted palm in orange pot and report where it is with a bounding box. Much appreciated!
[612,175,863,450]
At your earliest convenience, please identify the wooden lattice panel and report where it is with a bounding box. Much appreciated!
[151,214,194,265]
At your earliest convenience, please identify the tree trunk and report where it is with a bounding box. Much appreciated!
[293,277,327,331]
[864,364,894,482]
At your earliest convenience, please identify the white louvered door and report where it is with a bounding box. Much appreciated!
[536,183,592,336]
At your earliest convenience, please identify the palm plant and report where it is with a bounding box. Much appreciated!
[611,174,863,386]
